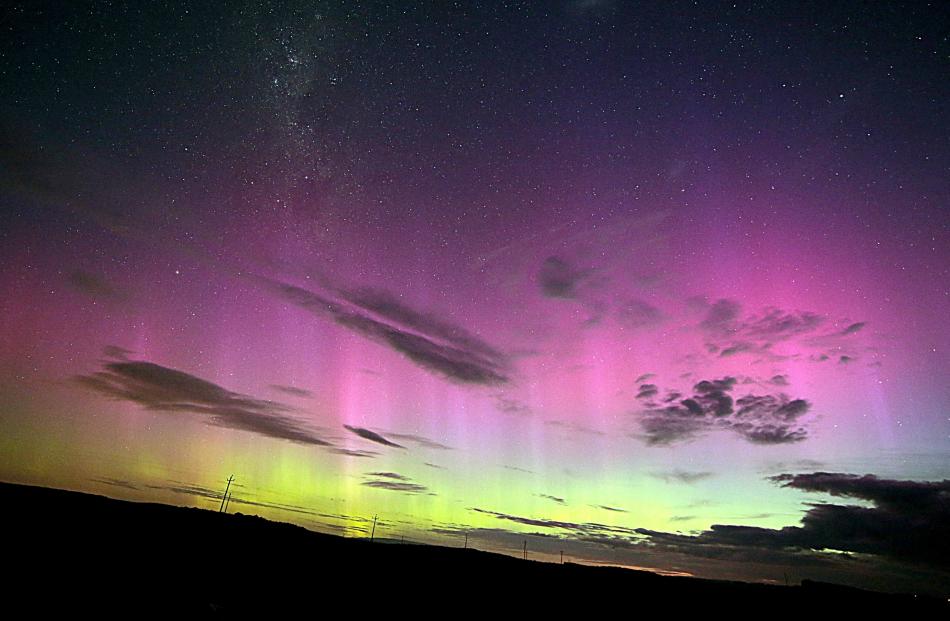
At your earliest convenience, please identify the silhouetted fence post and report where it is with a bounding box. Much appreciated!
[523,540,527,560]
[371,514,378,542]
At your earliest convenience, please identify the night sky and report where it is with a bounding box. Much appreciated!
[1,1,948,595]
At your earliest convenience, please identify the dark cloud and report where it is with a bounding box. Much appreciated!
[266,279,508,385]
[502,465,535,474]
[595,505,627,513]
[769,374,789,386]
[537,493,567,505]
[270,385,313,398]
[692,377,736,416]
[75,360,332,447]
[649,470,714,484]
[470,508,646,540]
[731,395,810,444]
[639,413,707,446]
[428,480,949,597]
[102,345,134,361]
[67,270,123,299]
[340,310,508,385]
[382,432,453,450]
[362,472,432,495]
[697,299,837,360]
[328,448,379,458]
[739,308,824,341]
[773,472,950,513]
[343,425,405,449]
[544,420,606,436]
[634,373,655,384]
[841,322,866,335]
[616,299,663,328]
[339,287,505,362]
[641,473,950,572]
[144,481,226,503]
[366,472,410,481]
[634,376,811,446]
[718,342,762,357]
[839,355,854,364]
[91,477,140,491]
[581,298,609,327]
[636,384,659,399]
[472,508,589,532]
[538,256,587,298]
[495,395,531,416]
[699,299,742,333]
[143,480,325,517]
[762,459,827,474]
[732,424,808,445]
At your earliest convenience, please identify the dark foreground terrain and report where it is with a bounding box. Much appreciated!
[2,481,945,615]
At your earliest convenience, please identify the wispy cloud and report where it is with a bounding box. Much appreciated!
[840,322,866,335]
[327,448,379,458]
[616,299,664,329]
[102,345,134,361]
[470,508,643,540]
[694,298,868,364]
[90,477,140,491]
[343,425,405,449]
[538,256,588,299]
[67,270,124,300]
[269,385,313,399]
[544,419,606,437]
[362,471,433,495]
[649,470,714,484]
[266,279,508,385]
[494,395,532,416]
[502,465,535,475]
[75,360,332,446]
[381,432,453,450]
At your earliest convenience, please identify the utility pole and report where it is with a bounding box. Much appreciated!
[219,474,233,512]
[224,491,232,513]
[464,533,468,549]
[371,514,378,542]
[560,550,564,564]
[523,540,527,560]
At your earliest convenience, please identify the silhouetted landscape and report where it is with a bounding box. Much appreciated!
[4,481,945,615]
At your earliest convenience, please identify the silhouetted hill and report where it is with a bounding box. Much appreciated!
[2,481,945,615]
